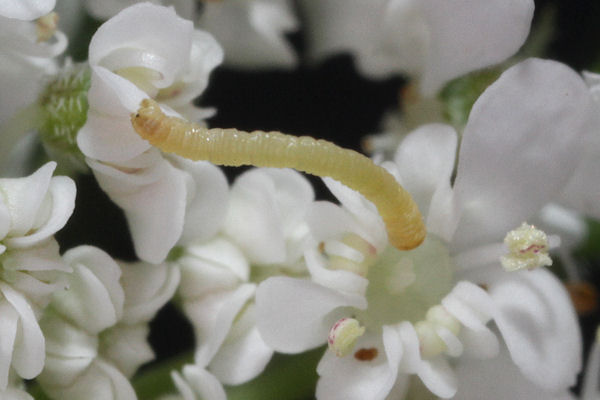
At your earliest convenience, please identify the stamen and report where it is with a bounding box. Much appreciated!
[501,222,552,272]
[328,318,365,357]
[36,12,58,42]
[327,233,377,277]
[416,305,461,358]
[131,99,426,251]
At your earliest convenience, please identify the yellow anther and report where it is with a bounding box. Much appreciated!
[36,12,58,42]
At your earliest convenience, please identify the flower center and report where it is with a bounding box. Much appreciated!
[355,235,455,332]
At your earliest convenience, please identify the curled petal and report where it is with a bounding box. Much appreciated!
[171,365,226,400]
[210,324,273,385]
[177,237,250,299]
[102,324,154,378]
[6,175,75,248]
[77,67,151,162]
[442,281,498,359]
[89,155,189,264]
[89,3,193,88]
[0,162,54,238]
[119,260,180,324]
[53,246,124,334]
[186,284,256,367]
[0,284,45,381]
[489,268,581,391]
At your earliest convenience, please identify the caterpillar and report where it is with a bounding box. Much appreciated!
[131,99,426,251]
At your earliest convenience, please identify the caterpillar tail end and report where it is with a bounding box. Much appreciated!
[385,205,427,251]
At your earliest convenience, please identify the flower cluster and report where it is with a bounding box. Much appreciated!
[0,1,599,400]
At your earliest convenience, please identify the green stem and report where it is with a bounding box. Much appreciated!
[133,352,193,399]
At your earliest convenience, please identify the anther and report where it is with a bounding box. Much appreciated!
[328,318,366,357]
[501,222,552,272]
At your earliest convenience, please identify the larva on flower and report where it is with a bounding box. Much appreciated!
[131,99,426,250]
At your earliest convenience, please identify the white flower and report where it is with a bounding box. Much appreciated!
[0,0,67,131]
[0,161,75,390]
[175,167,314,387]
[76,3,223,263]
[197,0,298,69]
[255,58,595,399]
[38,245,178,399]
[300,0,534,95]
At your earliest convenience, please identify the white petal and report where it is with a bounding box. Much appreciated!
[159,30,223,111]
[186,284,256,367]
[225,168,312,265]
[53,246,124,333]
[39,315,97,387]
[0,162,54,237]
[90,156,188,264]
[119,261,180,324]
[102,324,154,377]
[77,67,151,162]
[454,345,576,400]
[316,329,401,400]
[321,178,388,250]
[442,281,498,359]
[0,300,18,389]
[395,322,457,398]
[417,358,457,399]
[452,59,596,249]
[89,3,193,88]
[177,237,249,299]
[198,0,297,69]
[393,123,457,220]
[489,268,581,391]
[6,175,75,248]
[419,0,534,95]
[307,201,374,247]
[175,159,229,246]
[43,358,137,400]
[210,325,273,385]
[0,283,44,380]
[0,0,55,20]
[256,277,366,353]
[181,365,226,400]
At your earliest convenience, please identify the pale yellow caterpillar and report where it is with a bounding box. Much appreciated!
[131,99,426,251]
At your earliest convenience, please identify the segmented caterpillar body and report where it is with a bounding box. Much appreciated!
[131,99,425,250]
